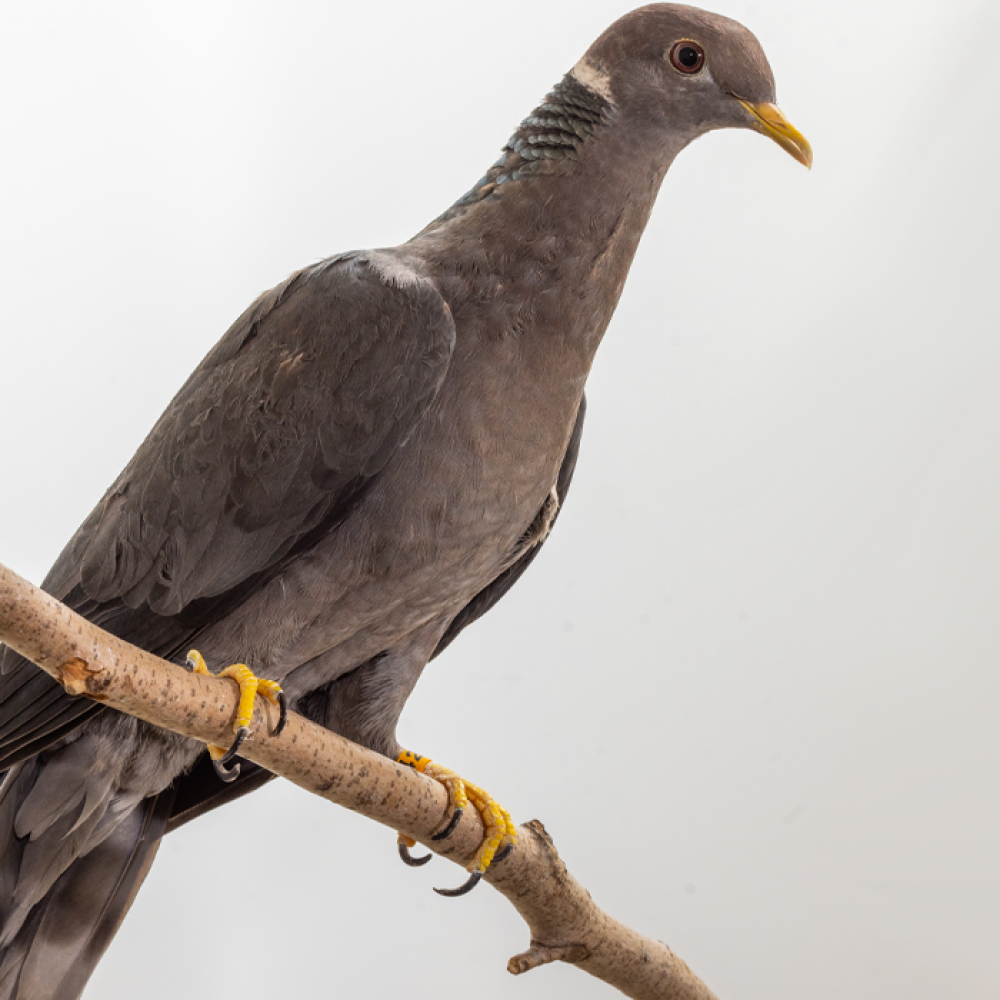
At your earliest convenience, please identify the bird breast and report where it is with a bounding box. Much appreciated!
[199,323,580,681]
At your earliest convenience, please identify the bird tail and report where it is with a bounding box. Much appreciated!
[0,751,173,1000]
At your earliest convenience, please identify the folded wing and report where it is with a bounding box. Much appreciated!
[0,252,456,769]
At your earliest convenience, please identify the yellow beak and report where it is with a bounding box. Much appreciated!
[738,100,813,169]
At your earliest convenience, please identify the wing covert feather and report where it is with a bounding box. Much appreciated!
[63,252,455,616]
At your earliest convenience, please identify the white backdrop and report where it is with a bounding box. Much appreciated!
[1,2,998,998]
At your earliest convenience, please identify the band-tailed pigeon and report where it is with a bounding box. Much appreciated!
[0,5,810,996]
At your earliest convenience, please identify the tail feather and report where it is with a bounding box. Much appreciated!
[0,755,174,1000]
[0,764,37,930]
[0,907,42,1000]
[2,738,122,945]
[5,791,111,940]
[14,792,172,1000]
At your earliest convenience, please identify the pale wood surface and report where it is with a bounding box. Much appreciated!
[0,559,717,1000]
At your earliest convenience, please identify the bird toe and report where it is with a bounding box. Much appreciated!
[188,650,285,782]
[396,750,516,896]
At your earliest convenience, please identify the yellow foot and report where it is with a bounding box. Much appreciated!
[396,750,516,896]
[186,649,287,783]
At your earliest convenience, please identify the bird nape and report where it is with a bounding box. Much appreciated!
[0,4,809,997]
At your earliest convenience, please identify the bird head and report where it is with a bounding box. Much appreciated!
[576,3,812,168]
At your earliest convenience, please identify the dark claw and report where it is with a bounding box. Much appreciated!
[218,726,248,766]
[211,756,241,782]
[398,842,432,867]
[211,727,248,783]
[431,807,463,842]
[434,870,482,898]
[273,691,288,736]
[492,841,514,865]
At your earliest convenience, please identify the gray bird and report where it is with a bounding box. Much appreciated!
[0,5,810,997]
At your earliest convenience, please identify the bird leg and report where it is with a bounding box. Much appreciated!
[186,650,287,783]
[396,750,516,896]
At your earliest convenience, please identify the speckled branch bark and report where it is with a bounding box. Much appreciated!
[0,560,716,1000]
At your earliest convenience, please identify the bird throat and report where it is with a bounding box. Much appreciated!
[439,73,613,220]
[411,69,674,359]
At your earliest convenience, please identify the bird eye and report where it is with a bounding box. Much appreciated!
[669,40,705,74]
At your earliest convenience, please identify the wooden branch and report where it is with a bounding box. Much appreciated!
[0,560,717,1000]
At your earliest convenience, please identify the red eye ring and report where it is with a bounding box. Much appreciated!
[669,40,705,74]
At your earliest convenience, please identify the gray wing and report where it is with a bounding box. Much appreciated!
[0,251,456,768]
